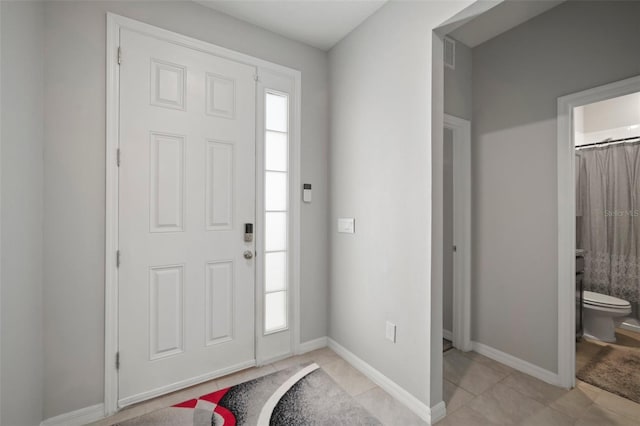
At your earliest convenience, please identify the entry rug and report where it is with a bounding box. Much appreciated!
[119,363,381,425]
[577,345,640,404]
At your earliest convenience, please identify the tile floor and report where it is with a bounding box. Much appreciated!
[439,346,640,426]
[89,345,640,426]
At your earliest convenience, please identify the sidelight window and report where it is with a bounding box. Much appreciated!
[263,91,289,334]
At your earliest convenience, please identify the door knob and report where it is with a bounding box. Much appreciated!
[243,250,254,259]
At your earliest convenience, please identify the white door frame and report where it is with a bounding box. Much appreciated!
[556,74,640,388]
[444,114,472,352]
[105,13,301,416]
[0,4,3,424]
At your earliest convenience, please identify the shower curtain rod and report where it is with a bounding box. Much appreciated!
[576,135,640,149]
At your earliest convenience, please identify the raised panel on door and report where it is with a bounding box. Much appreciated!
[206,141,234,231]
[205,260,234,345]
[149,265,184,359]
[206,73,236,118]
[150,59,186,111]
[149,132,185,233]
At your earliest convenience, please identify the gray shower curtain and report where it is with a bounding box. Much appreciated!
[577,142,640,303]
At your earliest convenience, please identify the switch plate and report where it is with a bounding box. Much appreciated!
[385,321,396,343]
[337,218,355,234]
[303,183,312,203]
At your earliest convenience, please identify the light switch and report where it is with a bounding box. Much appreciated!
[386,321,396,343]
[303,183,312,203]
[337,218,355,234]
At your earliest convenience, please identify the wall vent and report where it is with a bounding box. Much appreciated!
[444,37,455,70]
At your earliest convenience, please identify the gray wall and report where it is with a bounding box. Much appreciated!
[1,1,45,425]
[471,0,640,372]
[329,0,473,406]
[444,38,472,121]
[42,1,329,418]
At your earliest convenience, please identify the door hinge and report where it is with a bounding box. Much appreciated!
[116,352,120,370]
[453,245,457,252]
[116,148,121,167]
[254,74,259,82]
[117,47,122,65]
[116,250,121,268]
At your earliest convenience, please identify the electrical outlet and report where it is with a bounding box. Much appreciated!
[385,321,396,343]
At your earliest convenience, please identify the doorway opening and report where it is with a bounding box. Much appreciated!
[557,74,640,389]
[443,114,472,353]
[570,87,640,398]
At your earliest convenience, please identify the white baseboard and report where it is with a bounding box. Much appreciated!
[430,401,447,424]
[443,329,453,341]
[297,336,328,354]
[328,338,444,424]
[471,341,561,386]
[40,403,105,426]
[620,319,640,333]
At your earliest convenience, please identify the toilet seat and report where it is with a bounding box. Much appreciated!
[583,291,631,310]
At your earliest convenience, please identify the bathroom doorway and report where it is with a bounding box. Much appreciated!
[443,114,472,353]
[574,90,640,399]
[558,74,640,397]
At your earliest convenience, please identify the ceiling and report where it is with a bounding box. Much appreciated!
[196,0,566,52]
[196,0,387,51]
[449,0,566,47]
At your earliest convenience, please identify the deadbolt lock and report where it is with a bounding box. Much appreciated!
[244,223,253,242]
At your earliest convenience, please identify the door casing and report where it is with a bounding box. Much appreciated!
[443,114,472,352]
[105,13,301,416]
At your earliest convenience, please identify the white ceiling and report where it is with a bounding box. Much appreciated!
[196,0,387,51]
[449,0,565,48]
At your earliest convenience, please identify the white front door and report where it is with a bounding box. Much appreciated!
[118,28,256,405]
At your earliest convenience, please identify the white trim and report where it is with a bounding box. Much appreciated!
[430,401,447,424]
[556,74,640,389]
[0,3,3,424]
[443,114,472,352]
[105,13,302,415]
[40,404,105,426]
[106,13,298,76]
[442,329,453,341]
[297,336,328,354]
[291,72,302,357]
[328,339,443,424]
[472,341,561,386]
[620,320,640,334]
[104,13,120,417]
[254,68,301,364]
[119,360,255,407]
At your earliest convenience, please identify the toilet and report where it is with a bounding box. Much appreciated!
[583,291,632,342]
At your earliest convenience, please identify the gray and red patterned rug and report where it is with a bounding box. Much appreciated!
[119,363,381,425]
